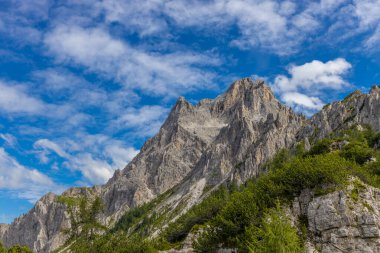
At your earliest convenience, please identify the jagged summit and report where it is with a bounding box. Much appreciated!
[1,77,380,252]
[370,84,380,94]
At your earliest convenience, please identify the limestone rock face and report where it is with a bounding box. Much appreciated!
[0,193,69,252]
[300,85,380,140]
[292,180,380,253]
[183,79,304,191]
[1,79,379,252]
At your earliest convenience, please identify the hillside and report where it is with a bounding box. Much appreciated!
[1,78,380,253]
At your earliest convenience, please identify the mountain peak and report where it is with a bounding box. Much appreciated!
[212,78,275,114]
[225,77,266,94]
[370,85,380,94]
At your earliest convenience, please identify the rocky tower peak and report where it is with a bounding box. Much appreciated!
[370,84,380,94]
[212,78,275,114]
[299,85,380,140]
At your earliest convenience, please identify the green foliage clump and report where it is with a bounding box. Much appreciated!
[156,186,231,249]
[0,242,32,253]
[112,202,153,234]
[246,201,304,253]
[264,149,291,172]
[72,233,157,253]
[350,179,366,202]
[55,195,107,252]
[308,139,333,156]
[340,141,374,165]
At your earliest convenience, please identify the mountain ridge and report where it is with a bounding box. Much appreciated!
[1,78,379,252]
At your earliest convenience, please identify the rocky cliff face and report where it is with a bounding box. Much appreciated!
[299,85,380,140]
[292,179,380,253]
[0,79,379,252]
[0,193,68,252]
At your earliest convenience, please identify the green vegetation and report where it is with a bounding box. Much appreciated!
[0,242,32,253]
[54,195,108,252]
[53,124,380,253]
[246,201,304,253]
[192,153,354,252]
[157,185,232,249]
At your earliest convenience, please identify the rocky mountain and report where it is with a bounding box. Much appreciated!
[299,85,380,140]
[0,78,379,252]
[292,180,380,253]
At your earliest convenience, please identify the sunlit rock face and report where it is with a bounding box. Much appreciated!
[291,180,380,253]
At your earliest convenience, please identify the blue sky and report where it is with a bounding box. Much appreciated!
[0,0,380,223]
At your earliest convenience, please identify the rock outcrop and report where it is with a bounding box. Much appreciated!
[1,79,379,252]
[0,193,68,252]
[300,85,380,140]
[292,179,380,253]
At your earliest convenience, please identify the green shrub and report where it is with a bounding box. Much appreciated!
[367,161,380,175]
[91,233,157,253]
[245,202,304,253]
[340,141,374,164]
[112,202,152,233]
[160,186,230,246]
[2,245,32,253]
[308,139,333,156]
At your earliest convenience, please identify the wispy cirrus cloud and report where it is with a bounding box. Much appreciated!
[0,148,61,203]
[0,81,48,115]
[33,136,139,185]
[44,25,221,98]
[112,106,169,137]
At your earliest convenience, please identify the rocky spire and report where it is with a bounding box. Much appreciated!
[370,84,380,94]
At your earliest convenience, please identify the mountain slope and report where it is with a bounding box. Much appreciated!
[0,78,379,252]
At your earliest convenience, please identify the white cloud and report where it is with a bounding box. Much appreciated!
[44,25,219,97]
[102,0,167,36]
[353,0,380,50]
[3,0,380,56]
[273,58,352,113]
[274,58,352,93]
[0,81,47,115]
[33,139,70,163]
[354,0,380,27]
[32,68,89,93]
[66,153,114,185]
[105,145,139,170]
[113,105,169,137]
[0,148,59,203]
[282,92,324,110]
[0,80,78,120]
[0,133,18,148]
[33,136,139,185]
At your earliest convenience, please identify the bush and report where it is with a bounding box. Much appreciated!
[91,233,157,253]
[160,186,230,246]
[340,141,374,164]
[112,202,152,233]
[245,202,304,253]
[0,242,32,253]
[308,139,333,156]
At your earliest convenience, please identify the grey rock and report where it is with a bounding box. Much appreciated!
[300,86,380,140]
[293,180,380,253]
